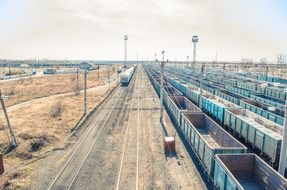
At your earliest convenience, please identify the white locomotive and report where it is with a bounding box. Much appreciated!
[120,67,135,86]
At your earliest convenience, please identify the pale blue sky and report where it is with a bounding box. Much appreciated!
[0,0,286,61]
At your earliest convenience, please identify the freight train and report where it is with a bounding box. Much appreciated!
[120,66,135,86]
[146,65,284,166]
[144,65,287,190]
[150,65,286,126]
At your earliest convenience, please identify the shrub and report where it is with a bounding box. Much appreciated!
[50,101,64,117]
[29,139,44,152]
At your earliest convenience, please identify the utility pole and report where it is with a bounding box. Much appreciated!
[199,64,205,109]
[98,65,100,80]
[237,63,239,73]
[192,35,199,66]
[8,64,11,75]
[84,71,87,114]
[116,62,118,81]
[76,68,79,92]
[222,63,226,83]
[124,35,128,68]
[108,63,111,89]
[0,91,17,147]
[160,50,165,124]
[265,66,269,81]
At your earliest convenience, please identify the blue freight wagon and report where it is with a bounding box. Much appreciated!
[165,75,200,104]
[237,80,263,93]
[182,77,200,87]
[167,77,189,96]
[225,86,253,98]
[148,76,170,96]
[200,94,240,124]
[166,95,201,127]
[224,108,282,164]
[185,85,201,104]
[214,154,287,190]
[181,113,247,177]
[202,82,217,94]
[222,78,237,86]
[215,90,246,105]
[250,93,285,110]
[258,75,287,84]
[240,99,284,126]
[162,86,182,107]
[237,80,256,91]
[262,85,287,102]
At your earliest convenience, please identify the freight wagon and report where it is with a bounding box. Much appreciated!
[222,78,237,86]
[185,85,201,104]
[162,86,182,104]
[143,65,287,189]
[166,76,201,103]
[236,80,262,92]
[202,82,217,94]
[225,86,253,98]
[258,75,287,84]
[147,66,285,128]
[214,154,287,190]
[224,108,282,164]
[240,99,284,126]
[262,85,287,102]
[166,95,201,127]
[215,89,245,105]
[250,93,285,110]
[167,77,189,95]
[181,113,247,177]
[200,94,240,124]
[147,76,171,96]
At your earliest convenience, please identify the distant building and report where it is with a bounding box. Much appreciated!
[79,61,93,70]
[43,68,56,74]
[20,64,29,68]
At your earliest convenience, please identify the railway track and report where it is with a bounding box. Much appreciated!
[115,66,141,190]
[45,65,207,190]
[47,70,137,190]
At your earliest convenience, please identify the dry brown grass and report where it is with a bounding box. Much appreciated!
[0,83,117,189]
[0,67,117,189]
[0,168,33,190]
[0,67,116,107]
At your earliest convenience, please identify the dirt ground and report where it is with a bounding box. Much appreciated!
[45,65,206,190]
[0,66,115,107]
[115,66,206,189]
[0,67,117,189]
[0,65,206,189]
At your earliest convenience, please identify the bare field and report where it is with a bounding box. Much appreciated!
[0,67,117,189]
[0,67,116,107]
